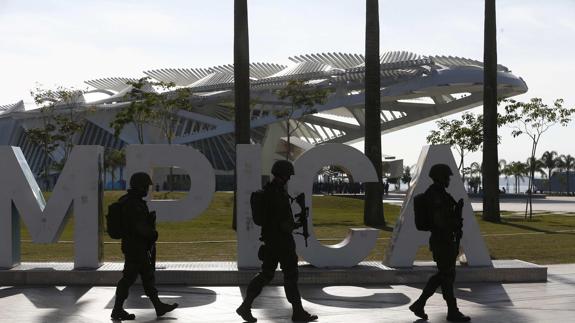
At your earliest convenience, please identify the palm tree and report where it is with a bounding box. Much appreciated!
[499,159,509,192]
[363,0,385,228]
[233,0,251,230]
[560,154,575,194]
[482,0,500,222]
[507,161,528,194]
[540,150,559,193]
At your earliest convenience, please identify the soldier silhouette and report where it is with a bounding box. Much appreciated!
[236,160,318,322]
[409,164,471,322]
[111,172,178,321]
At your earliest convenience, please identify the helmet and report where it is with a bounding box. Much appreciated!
[130,172,153,190]
[271,160,295,177]
[428,164,453,181]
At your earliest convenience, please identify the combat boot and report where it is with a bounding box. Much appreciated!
[236,304,257,322]
[446,300,470,322]
[408,300,428,320]
[110,308,136,321]
[291,309,318,322]
[150,296,178,317]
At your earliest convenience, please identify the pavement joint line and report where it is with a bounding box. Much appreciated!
[19,228,575,245]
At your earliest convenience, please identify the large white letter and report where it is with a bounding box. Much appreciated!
[125,145,215,222]
[0,146,104,269]
[236,144,262,269]
[290,144,380,268]
[384,144,492,267]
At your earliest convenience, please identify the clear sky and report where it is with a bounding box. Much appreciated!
[0,0,573,168]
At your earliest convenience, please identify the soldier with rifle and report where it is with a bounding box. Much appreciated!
[111,172,178,321]
[236,160,317,322]
[409,164,470,322]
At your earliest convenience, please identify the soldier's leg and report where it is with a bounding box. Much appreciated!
[112,261,139,320]
[243,246,278,307]
[280,248,317,322]
[237,246,278,322]
[140,261,178,317]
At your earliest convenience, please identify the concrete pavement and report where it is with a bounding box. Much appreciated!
[0,264,573,322]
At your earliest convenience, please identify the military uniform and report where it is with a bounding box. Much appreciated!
[245,179,302,306]
[111,173,177,321]
[114,189,159,304]
[236,160,317,323]
[409,164,469,322]
[421,183,462,308]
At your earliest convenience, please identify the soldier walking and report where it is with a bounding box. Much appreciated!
[409,164,471,322]
[111,172,178,321]
[236,160,317,322]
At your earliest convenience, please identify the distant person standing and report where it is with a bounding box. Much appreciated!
[111,172,178,321]
[236,160,318,323]
[409,164,470,322]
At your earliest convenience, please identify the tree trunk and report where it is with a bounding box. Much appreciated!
[363,0,385,228]
[482,0,500,222]
[233,0,251,230]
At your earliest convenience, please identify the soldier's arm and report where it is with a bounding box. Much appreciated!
[126,202,156,240]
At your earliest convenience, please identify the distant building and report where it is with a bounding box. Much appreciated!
[0,51,527,189]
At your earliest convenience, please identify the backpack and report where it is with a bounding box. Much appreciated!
[250,189,267,226]
[413,192,433,231]
[106,199,126,239]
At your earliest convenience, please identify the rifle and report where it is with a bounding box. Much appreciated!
[454,198,464,244]
[293,193,310,247]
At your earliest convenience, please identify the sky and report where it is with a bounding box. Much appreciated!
[0,0,574,168]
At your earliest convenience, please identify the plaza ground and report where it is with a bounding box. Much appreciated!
[0,264,573,322]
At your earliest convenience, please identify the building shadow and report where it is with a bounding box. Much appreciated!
[0,285,91,308]
[299,284,410,309]
[104,286,217,309]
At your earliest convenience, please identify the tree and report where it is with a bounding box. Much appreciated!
[506,161,528,194]
[499,159,510,193]
[363,0,385,228]
[110,78,155,144]
[482,0,501,222]
[401,166,412,189]
[426,112,484,183]
[502,97,575,218]
[105,148,126,190]
[233,0,251,231]
[540,150,559,193]
[149,83,194,191]
[276,80,329,160]
[559,154,574,194]
[27,85,87,190]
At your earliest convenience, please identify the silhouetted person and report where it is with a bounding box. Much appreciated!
[409,164,470,322]
[111,172,178,321]
[236,160,317,323]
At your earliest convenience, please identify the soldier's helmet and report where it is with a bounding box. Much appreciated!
[130,172,153,190]
[271,160,295,177]
[428,164,453,181]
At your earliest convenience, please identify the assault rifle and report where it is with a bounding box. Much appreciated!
[293,193,310,247]
[454,198,464,244]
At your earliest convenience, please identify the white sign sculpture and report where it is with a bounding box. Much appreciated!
[0,146,104,269]
[384,144,492,267]
[0,143,492,270]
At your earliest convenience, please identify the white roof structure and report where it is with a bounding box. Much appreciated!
[0,51,527,177]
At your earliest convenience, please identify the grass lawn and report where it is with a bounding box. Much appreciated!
[19,192,575,265]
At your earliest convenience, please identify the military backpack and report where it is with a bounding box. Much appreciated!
[250,189,267,226]
[106,199,127,239]
[413,192,433,231]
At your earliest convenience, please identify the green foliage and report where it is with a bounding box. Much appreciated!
[276,80,329,159]
[400,166,412,187]
[26,85,88,187]
[427,112,486,183]
[110,77,193,144]
[502,98,575,218]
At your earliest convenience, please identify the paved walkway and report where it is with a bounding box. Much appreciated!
[0,264,573,322]
[382,193,575,214]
